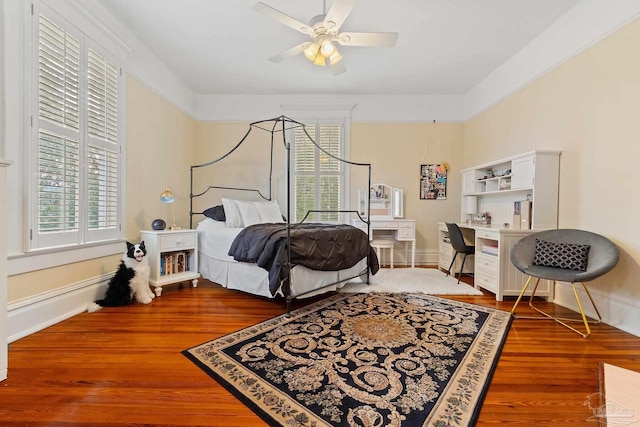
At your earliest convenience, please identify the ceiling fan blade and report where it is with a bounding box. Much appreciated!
[330,60,347,76]
[324,0,357,31]
[253,2,314,35]
[268,42,311,63]
[337,31,398,47]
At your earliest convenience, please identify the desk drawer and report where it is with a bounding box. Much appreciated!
[475,253,498,272]
[476,230,499,240]
[370,221,399,229]
[440,243,453,257]
[475,270,498,292]
[159,233,196,251]
[398,229,415,239]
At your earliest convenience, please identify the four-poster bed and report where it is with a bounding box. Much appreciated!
[189,116,378,312]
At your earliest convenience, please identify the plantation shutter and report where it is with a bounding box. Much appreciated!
[293,122,343,222]
[33,6,122,249]
[36,14,82,246]
[86,49,119,240]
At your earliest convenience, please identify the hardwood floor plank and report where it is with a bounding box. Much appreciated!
[1,273,639,426]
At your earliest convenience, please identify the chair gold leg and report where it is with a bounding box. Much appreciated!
[511,278,602,338]
[511,276,534,317]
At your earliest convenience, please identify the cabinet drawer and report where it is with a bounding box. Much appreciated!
[159,233,196,251]
[398,229,415,239]
[398,222,414,229]
[475,253,498,271]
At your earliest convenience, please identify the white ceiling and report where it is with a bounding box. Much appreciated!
[96,0,583,97]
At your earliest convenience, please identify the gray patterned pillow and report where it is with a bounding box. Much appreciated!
[533,239,590,271]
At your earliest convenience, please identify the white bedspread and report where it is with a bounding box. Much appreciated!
[195,217,369,299]
[196,218,241,262]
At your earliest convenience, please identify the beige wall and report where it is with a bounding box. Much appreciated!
[193,121,288,221]
[351,122,464,253]
[126,76,197,236]
[7,76,197,303]
[465,18,640,310]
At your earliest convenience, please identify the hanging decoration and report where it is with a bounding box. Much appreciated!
[420,121,448,200]
[420,164,447,199]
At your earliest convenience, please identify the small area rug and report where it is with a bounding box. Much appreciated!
[183,293,511,426]
[339,267,483,296]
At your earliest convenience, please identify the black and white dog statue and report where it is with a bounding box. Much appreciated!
[87,241,154,312]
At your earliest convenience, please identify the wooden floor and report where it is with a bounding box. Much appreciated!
[2,271,640,426]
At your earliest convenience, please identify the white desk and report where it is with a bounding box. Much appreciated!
[438,222,553,301]
[352,218,416,268]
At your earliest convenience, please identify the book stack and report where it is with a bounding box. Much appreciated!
[160,251,188,276]
[481,245,499,256]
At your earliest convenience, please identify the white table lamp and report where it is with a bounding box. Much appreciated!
[464,196,478,223]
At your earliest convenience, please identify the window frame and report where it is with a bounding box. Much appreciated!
[284,106,353,224]
[29,1,125,251]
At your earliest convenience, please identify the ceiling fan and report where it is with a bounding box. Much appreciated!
[253,0,398,76]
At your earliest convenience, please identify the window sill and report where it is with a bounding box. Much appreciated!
[8,239,125,276]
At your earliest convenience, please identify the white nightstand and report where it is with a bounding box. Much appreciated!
[140,229,200,296]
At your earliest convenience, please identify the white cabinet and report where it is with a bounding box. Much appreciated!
[473,227,553,301]
[140,229,200,296]
[438,222,554,301]
[511,154,535,189]
[460,151,560,230]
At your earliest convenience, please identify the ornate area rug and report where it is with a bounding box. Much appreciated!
[183,293,511,427]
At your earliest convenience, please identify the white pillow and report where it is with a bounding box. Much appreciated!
[256,201,284,223]
[221,198,243,228]
[236,201,263,227]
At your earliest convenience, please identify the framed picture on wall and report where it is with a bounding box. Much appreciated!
[420,164,447,200]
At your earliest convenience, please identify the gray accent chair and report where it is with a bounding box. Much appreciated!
[510,229,619,338]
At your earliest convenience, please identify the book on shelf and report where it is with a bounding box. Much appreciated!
[481,246,499,256]
[160,251,188,275]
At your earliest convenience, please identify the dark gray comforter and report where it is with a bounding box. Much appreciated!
[228,222,379,296]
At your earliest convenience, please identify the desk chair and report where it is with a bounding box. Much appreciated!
[510,229,619,338]
[445,223,475,284]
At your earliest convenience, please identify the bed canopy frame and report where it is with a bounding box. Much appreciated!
[189,115,375,310]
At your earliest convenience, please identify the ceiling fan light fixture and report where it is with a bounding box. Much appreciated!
[329,49,342,65]
[304,42,319,61]
[313,52,327,66]
[319,36,335,57]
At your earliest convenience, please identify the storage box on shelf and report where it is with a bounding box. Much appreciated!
[140,229,200,296]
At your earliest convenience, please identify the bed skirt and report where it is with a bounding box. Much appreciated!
[198,252,369,299]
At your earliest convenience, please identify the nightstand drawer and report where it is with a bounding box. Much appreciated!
[159,233,196,251]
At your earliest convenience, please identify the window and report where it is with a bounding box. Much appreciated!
[291,119,347,223]
[31,4,123,249]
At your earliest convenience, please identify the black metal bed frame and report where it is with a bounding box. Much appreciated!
[189,115,373,312]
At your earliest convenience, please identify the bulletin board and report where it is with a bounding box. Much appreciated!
[420,164,447,200]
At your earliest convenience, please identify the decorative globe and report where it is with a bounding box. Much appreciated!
[151,219,166,230]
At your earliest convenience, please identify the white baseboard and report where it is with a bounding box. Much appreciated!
[553,283,640,338]
[7,274,110,343]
